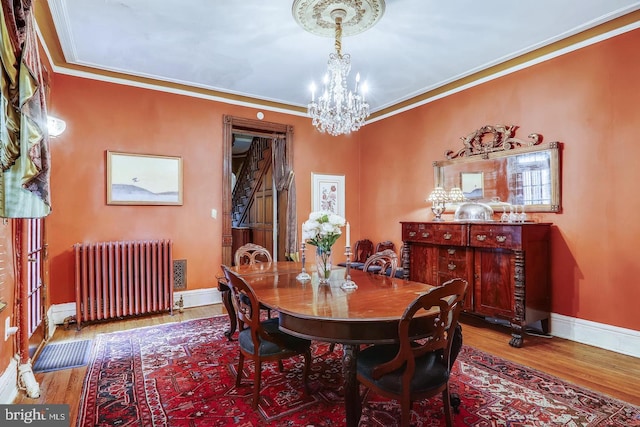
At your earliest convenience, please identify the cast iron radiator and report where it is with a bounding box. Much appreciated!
[72,240,174,328]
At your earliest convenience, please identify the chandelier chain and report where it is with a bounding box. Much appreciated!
[334,16,342,57]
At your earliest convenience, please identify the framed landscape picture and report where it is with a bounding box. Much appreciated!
[461,171,484,200]
[311,173,345,217]
[107,151,183,205]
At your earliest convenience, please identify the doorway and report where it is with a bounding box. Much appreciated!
[222,115,294,266]
[231,135,274,256]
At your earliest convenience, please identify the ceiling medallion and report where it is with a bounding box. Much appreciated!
[292,0,386,37]
[292,0,385,136]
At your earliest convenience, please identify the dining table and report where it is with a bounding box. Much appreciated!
[226,261,437,427]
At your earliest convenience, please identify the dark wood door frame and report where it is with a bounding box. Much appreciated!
[222,115,293,266]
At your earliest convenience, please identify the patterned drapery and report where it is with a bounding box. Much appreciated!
[0,0,51,218]
[273,135,297,260]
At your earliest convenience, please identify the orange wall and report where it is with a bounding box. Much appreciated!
[46,28,640,334]
[358,28,640,332]
[46,76,360,304]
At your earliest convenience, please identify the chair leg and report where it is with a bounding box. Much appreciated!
[302,349,311,395]
[277,360,284,371]
[236,352,245,387]
[400,396,412,427]
[252,360,262,409]
[442,388,453,427]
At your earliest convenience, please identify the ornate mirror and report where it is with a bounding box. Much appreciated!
[433,125,561,212]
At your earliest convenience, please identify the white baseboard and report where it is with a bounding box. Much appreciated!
[550,313,640,358]
[49,302,76,326]
[43,301,640,359]
[48,288,222,326]
[0,356,18,404]
[174,288,222,309]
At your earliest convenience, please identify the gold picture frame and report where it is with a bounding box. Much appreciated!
[107,151,183,205]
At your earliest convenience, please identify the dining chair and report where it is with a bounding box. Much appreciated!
[363,249,399,278]
[338,238,373,270]
[234,243,273,266]
[234,243,274,318]
[375,240,396,253]
[221,265,312,409]
[356,278,468,427]
[349,239,374,269]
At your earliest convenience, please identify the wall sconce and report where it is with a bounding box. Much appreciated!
[47,116,67,137]
[427,187,448,221]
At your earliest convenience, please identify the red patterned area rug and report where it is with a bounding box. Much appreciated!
[77,316,639,427]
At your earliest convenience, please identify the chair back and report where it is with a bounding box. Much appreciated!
[371,278,468,382]
[375,240,396,253]
[234,243,273,266]
[221,265,286,347]
[222,265,259,329]
[363,249,398,277]
[353,239,374,263]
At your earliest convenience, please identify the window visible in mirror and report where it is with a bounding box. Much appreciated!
[508,152,551,205]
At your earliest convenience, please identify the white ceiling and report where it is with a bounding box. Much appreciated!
[43,0,640,115]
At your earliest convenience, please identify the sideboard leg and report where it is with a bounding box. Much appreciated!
[509,322,524,347]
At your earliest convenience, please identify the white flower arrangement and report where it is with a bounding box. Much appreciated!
[302,211,346,252]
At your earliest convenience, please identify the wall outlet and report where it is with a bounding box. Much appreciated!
[211,208,217,219]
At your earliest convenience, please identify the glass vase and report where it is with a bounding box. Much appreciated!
[315,247,333,284]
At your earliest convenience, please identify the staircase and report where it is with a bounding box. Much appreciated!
[232,137,272,227]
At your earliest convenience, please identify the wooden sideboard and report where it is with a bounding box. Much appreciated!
[401,221,551,347]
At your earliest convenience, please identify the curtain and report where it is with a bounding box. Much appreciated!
[0,0,51,218]
[273,135,297,261]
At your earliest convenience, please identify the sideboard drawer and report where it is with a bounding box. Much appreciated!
[431,223,467,246]
[438,247,468,275]
[469,224,522,250]
[402,222,436,243]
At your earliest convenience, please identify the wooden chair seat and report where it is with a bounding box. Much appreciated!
[238,318,310,356]
[358,344,449,393]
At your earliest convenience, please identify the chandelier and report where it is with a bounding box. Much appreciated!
[292,0,385,136]
[308,10,368,136]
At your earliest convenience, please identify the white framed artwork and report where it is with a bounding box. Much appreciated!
[311,173,345,217]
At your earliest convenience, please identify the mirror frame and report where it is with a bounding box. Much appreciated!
[433,125,561,213]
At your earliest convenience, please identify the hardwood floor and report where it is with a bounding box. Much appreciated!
[13,305,640,427]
